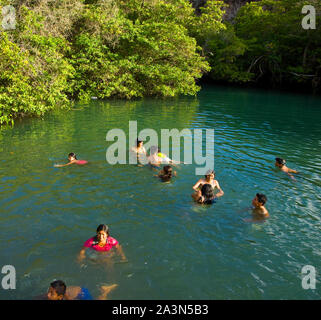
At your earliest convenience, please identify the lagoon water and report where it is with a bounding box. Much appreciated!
[0,85,321,299]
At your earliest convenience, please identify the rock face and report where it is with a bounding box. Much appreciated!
[191,0,261,21]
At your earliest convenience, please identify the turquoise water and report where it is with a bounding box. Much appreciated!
[0,85,321,299]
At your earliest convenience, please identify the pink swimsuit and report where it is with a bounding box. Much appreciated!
[83,236,118,252]
[76,160,88,165]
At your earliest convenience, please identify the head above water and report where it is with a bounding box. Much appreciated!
[275,157,286,167]
[159,165,173,182]
[68,152,77,161]
[252,193,267,207]
[95,224,110,243]
[205,169,215,180]
[48,280,66,300]
[136,139,143,147]
[163,165,172,174]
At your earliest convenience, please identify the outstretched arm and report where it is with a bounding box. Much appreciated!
[169,158,182,165]
[97,284,118,300]
[77,248,86,262]
[115,244,127,261]
[237,207,252,214]
[54,161,75,167]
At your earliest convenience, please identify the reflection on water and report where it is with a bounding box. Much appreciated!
[0,85,321,299]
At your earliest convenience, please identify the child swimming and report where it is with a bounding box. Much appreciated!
[192,169,224,201]
[45,280,117,300]
[251,193,269,219]
[78,224,126,262]
[275,157,298,179]
[54,153,88,167]
[156,165,176,182]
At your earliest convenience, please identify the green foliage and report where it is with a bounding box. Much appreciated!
[1,0,320,125]
[187,0,227,45]
[206,23,250,83]
[0,2,75,125]
[232,0,321,88]
[71,1,210,101]
[0,0,216,125]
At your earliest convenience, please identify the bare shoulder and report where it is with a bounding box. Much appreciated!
[66,286,82,300]
[213,179,220,187]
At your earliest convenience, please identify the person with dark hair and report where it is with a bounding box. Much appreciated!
[54,152,88,167]
[47,280,66,300]
[46,280,117,300]
[195,183,216,204]
[192,169,224,201]
[275,157,298,179]
[130,139,147,166]
[252,193,269,218]
[78,224,126,262]
[132,139,146,154]
[156,165,176,182]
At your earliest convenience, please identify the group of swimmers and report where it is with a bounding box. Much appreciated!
[46,142,299,299]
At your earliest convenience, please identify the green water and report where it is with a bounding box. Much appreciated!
[0,85,321,299]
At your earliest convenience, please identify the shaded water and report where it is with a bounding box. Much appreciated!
[0,85,321,299]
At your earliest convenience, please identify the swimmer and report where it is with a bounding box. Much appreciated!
[275,157,298,180]
[130,139,147,166]
[44,280,117,300]
[194,184,216,205]
[78,224,127,262]
[131,139,146,155]
[156,165,177,182]
[54,153,88,167]
[148,146,181,168]
[192,169,224,201]
[251,193,269,219]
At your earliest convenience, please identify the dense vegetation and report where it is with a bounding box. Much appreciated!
[0,0,320,125]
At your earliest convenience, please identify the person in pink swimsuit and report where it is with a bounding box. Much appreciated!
[54,153,88,167]
[78,224,126,262]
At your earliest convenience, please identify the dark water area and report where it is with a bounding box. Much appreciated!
[0,84,320,299]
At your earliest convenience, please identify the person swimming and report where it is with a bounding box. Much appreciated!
[195,184,216,205]
[131,139,147,155]
[54,153,88,167]
[192,169,224,201]
[148,146,182,168]
[251,193,269,219]
[78,224,126,262]
[130,139,147,166]
[45,280,117,300]
[275,157,298,179]
[157,165,176,182]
